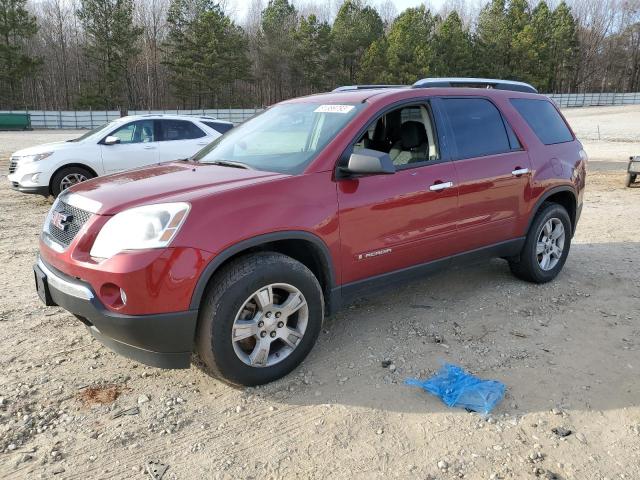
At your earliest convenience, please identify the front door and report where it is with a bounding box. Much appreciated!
[100,119,159,173]
[437,97,532,252]
[337,102,459,285]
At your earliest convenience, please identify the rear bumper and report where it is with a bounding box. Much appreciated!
[36,257,197,369]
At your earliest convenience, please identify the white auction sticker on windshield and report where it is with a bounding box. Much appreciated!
[314,104,354,114]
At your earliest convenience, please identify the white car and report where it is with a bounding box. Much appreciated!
[8,114,233,197]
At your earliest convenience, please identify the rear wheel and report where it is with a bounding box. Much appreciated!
[51,166,94,197]
[509,203,572,283]
[195,252,324,386]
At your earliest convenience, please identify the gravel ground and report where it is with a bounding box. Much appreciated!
[0,107,639,479]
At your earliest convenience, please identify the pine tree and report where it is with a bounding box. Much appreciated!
[76,0,143,109]
[550,2,579,92]
[432,11,474,77]
[164,0,250,107]
[0,0,40,108]
[475,0,510,78]
[332,0,384,83]
[294,14,332,93]
[259,0,298,102]
[506,0,534,80]
[358,38,390,84]
[384,6,435,84]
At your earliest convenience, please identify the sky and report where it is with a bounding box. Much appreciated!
[225,0,448,23]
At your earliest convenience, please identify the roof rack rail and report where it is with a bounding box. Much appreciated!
[332,84,406,92]
[412,77,538,93]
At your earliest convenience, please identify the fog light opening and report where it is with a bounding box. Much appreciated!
[31,173,41,183]
[100,283,126,309]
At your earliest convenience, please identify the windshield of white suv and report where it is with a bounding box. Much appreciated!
[67,123,111,142]
[192,103,364,174]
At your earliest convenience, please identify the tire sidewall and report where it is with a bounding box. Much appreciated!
[202,259,323,386]
[51,166,93,197]
[527,205,572,282]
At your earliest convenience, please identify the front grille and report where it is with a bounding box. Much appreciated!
[45,200,93,248]
[8,158,17,174]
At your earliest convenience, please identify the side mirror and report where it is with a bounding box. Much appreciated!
[103,135,121,145]
[341,148,395,176]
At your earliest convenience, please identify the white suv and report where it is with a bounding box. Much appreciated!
[8,114,233,197]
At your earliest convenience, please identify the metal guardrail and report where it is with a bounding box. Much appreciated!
[0,109,263,129]
[2,93,640,129]
[546,92,640,108]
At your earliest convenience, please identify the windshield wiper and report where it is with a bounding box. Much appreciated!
[207,160,251,170]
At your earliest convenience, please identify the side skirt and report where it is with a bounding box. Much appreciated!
[332,237,525,310]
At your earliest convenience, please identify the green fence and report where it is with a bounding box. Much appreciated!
[0,113,31,130]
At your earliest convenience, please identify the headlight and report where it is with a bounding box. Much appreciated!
[90,203,190,259]
[19,152,54,163]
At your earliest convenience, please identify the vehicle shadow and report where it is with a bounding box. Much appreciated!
[253,240,640,416]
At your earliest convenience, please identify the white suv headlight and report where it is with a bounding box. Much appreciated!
[90,203,190,259]
[19,152,54,163]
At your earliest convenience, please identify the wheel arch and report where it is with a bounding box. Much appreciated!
[49,163,99,194]
[189,231,338,315]
[526,186,577,235]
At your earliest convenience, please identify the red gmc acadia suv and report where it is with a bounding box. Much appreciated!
[34,78,586,386]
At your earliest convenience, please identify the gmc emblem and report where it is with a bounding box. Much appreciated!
[51,211,73,231]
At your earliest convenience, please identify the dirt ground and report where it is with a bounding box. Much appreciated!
[0,106,639,480]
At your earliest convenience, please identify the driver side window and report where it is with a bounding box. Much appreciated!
[110,120,155,144]
[354,103,439,168]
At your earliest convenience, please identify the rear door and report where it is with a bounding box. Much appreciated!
[436,97,531,252]
[157,119,210,162]
[100,119,159,173]
[337,101,460,285]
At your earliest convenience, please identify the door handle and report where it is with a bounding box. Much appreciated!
[511,168,530,176]
[197,141,209,146]
[429,181,454,191]
[143,145,155,150]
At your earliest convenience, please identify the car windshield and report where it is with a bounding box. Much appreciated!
[192,103,363,174]
[67,123,111,142]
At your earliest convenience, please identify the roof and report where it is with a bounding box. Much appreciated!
[119,114,232,123]
[285,85,543,107]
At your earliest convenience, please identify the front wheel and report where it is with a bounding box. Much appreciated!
[51,166,95,197]
[195,252,324,386]
[509,203,572,283]
[627,173,637,187]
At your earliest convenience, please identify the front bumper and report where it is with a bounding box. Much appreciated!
[35,257,198,369]
[11,182,49,195]
[8,163,50,195]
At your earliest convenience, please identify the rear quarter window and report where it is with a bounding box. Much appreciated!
[203,121,233,134]
[510,98,574,145]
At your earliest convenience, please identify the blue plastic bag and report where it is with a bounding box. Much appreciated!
[405,363,505,415]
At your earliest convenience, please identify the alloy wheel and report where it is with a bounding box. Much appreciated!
[536,218,565,271]
[231,283,308,367]
[60,173,88,191]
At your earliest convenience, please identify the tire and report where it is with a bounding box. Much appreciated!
[51,166,95,197]
[195,252,324,386]
[509,203,572,284]
[627,173,637,187]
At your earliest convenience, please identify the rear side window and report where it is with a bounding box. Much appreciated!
[203,121,233,134]
[441,98,511,159]
[510,99,573,145]
[159,120,206,141]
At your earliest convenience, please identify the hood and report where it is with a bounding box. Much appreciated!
[62,161,288,215]
[13,141,81,157]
